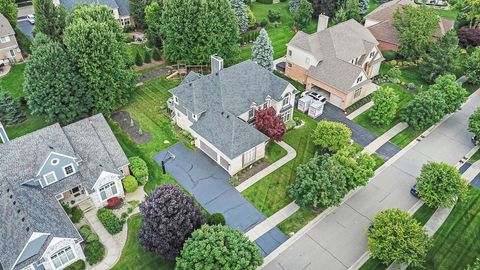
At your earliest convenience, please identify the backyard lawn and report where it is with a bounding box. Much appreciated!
[265,141,288,163]
[236,2,317,63]
[112,214,175,270]
[0,63,26,98]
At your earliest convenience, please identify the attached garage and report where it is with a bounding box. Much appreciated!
[199,140,217,162]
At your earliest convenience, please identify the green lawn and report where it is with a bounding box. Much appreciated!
[112,214,175,270]
[0,63,26,98]
[236,2,317,63]
[364,0,381,15]
[433,8,459,20]
[380,62,429,90]
[353,83,414,136]
[265,141,288,163]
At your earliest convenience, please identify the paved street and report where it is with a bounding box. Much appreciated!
[263,91,480,270]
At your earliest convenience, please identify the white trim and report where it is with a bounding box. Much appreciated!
[98,181,119,202]
[36,152,77,176]
[55,193,64,200]
[10,232,51,270]
[62,164,75,177]
[43,171,58,185]
[51,158,60,165]
[48,245,77,270]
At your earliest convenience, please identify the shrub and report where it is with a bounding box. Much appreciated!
[123,175,139,193]
[383,50,397,61]
[97,208,124,235]
[390,60,397,66]
[152,49,161,61]
[313,121,352,152]
[286,119,296,130]
[207,213,226,225]
[268,9,281,22]
[129,157,148,184]
[84,240,105,265]
[135,52,143,66]
[64,260,86,270]
[257,0,273,3]
[71,207,84,223]
[106,197,123,208]
[259,19,268,27]
[406,83,416,91]
[144,51,152,63]
[79,225,92,239]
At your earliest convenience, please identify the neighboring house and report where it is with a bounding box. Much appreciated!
[168,56,298,175]
[0,114,130,270]
[0,13,23,63]
[53,0,132,27]
[364,0,455,51]
[285,16,384,110]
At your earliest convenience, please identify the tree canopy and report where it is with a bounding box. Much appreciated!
[252,28,274,71]
[313,121,352,152]
[369,85,399,126]
[293,0,314,29]
[176,225,263,270]
[144,1,163,48]
[32,0,67,41]
[0,90,26,125]
[368,208,431,268]
[465,47,480,85]
[255,107,286,141]
[0,0,17,28]
[231,0,249,33]
[469,108,480,138]
[309,0,337,17]
[429,74,467,114]
[332,146,376,190]
[138,184,205,260]
[129,0,160,29]
[401,89,446,130]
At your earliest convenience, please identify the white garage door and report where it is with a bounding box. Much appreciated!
[199,140,218,161]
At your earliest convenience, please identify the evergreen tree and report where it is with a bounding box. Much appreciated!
[24,34,88,125]
[293,0,314,29]
[289,0,300,13]
[252,28,274,71]
[345,0,361,21]
[32,0,67,41]
[152,48,161,61]
[135,52,144,66]
[144,51,152,63]
[63,5,136,114]
[0,90,26,125]
[332,6,348,25]
[231,0,249,33]
[0,0,17,28]
[144,2,163,48]
[359,0,369,14]
[419,30,460,82]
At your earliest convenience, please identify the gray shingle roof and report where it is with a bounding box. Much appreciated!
[115,0,130,16]
[191,111,268,159]
[59,0,118,11]
[0,13,14,37]
[0,114,128,270]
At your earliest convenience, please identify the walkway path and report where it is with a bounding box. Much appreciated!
[262,90,480,270]
[246,202,300,241]
[362,122,408,154]
[346,101,373,120]
[237,141,296,192]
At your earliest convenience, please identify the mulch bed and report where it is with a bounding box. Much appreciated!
[137,66,174,83]
[230,160,271,186]
[111,111,152,144]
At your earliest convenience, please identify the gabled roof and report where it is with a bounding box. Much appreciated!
[191,111,268,159]
[0,114,128,270]
[115,0,130,16]
[170,60,291,116]
[0,13,14,37]
[59,0,130,16]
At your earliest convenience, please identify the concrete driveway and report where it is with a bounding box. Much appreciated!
[154,144,288,256]
[263,91,480,269]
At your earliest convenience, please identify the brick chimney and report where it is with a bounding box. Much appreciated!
[317,14,329,32]
[0,122,9,143]
[211,54,224,75]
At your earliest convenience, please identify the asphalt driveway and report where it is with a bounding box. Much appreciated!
[17,20,34,40]
[154,144,288,256]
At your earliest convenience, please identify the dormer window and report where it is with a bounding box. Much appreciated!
[51,158,59,165]
[44,172,57,185]
[64,164,75,176]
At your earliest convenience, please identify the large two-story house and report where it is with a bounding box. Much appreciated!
[285,16,384,110]
[0,13,23,64]
[168,56,298,175]
[0,114,130,270]
[53,0,132,27]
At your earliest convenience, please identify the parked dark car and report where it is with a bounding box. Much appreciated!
[410,184,420,198]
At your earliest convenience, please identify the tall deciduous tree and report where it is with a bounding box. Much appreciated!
[288,153,348,208]
[64,4,136,114]
[400,89,446,130]
[465,47,480,85]
[464,0,480,29]
[309,0,337,17]
[469,108,480,138]
[369,85,399,126]
[161,0,239,64]
[420,30,460,82]
[0,0,17,28]
[359,0,369,14]
[393,5,439,59]
[129,0,159,29]
[255,107,286,141]
[0,90,25,125]
[429,74,467,114]
[176,225,263,270]
[32,0,67,41]
[252,28,274,71]
[293,0,313,29]
[332,146,376,190]
[231,0,248,33]
[313,121,352,152]
[144,1,163,48]
[138,184,205,260]
[24,34,88,125]
[416,162,468,208]
[368,208,431,268]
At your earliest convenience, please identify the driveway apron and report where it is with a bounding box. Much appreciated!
[154,144,288,256]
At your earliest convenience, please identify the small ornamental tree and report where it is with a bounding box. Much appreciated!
[359,0,369,14]
[0,91,26,125]
[416,162,468,208]
[368,208,431,268]
[144,51,152,63]
[138,184,205,260]
[465,47,480,85]
[246,6,256,28]
[255,107,286,141]
[292,0,313,29]
[129,156,148,184]
[135,52,143,66]
[252,28,274,71]
[369,85,399,126]
[152,48,162,61]
[313,121,352,152]
[400,90,446,130]
[469,108,480,138]
[288,153,348,208]
[176,225,263,270]
[429,74,467,114]
[458,27,480,47]
[231,0,249,33]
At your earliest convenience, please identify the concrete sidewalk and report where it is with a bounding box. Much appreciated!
[246,202,300,241]
[346,101,373,120]
[362,122,408,154]
[237,141,296,192]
